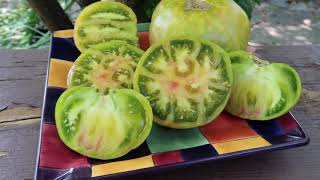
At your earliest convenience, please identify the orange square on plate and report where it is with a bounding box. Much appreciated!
[53,29,74,38]
[48,59,73,88]
[200,112,258,143]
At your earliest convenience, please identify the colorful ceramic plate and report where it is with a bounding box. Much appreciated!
[34,23,309,179]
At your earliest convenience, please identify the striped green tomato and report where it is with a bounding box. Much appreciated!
[55,87,153,160]
[74,1,138,52]
[149,0,250,52]
[226,51,302,120]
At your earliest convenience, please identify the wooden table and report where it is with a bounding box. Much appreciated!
[1,46,319,180]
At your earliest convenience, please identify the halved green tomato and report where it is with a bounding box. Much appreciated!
[226,51,302,120]
[133,38,233,129]
[68,41,144,94]
[74,1,138,52]
[55,87,153,160]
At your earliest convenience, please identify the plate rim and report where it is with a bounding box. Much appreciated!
[34,33,55,180]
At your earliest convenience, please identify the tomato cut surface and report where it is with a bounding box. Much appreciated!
[55,87,153,160]
[134,38,233,128]
[74,1,138,52]
[226,51,302,120]
[68,41,144,93]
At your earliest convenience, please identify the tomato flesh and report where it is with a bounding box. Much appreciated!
[226,51,302,120]
[68,41,144,93]
[74,1,138,52]
[55,87,153,160]
[134,38,233,128]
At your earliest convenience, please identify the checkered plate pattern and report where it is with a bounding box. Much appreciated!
[35,24,309,179]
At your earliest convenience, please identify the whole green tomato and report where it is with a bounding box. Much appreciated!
[149,0,250,52]
[55,87,153,159]
[226,51,302,120]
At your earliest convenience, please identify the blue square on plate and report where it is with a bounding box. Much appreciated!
[37,167,91,179]
[248,119,285,137]
[43,87,66,124]
[50,37,80,62]
[180,144,219,161]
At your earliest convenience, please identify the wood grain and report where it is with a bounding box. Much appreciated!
[0,46,319,180]
[0,105,41,130]
[0,49,47,180]
[0,49,48,109]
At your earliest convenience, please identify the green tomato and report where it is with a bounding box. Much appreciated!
[149,0,250,52]
[226,51,302,120]
[133,38,233,129]
[67,40,144,94]
[55,87,153,160]
[74,1,138,52]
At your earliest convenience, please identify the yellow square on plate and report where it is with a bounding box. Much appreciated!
[91,155,155,177]
[212,136,271,154]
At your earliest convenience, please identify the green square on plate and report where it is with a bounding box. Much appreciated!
[146,123,209,153]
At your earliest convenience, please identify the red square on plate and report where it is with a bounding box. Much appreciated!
[200,112,258,143]
[152,151,184,166]
[39,124,89,169]
[277,113,298,132]
[138,32,150,51]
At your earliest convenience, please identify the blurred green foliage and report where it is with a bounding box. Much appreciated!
[234,0,261,18]
[0,0,76,49]
[0,6,50,48]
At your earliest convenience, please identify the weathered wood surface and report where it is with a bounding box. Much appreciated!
[0,49,48,180]
[0,46,319,180]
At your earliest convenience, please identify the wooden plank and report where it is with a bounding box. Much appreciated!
[0,49,48,110]
[0,105,41,130]
[0,46,319,179]
[0,120,40,180]
[0,49,47,179]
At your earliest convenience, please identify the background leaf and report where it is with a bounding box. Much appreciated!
[233,0,261,19]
